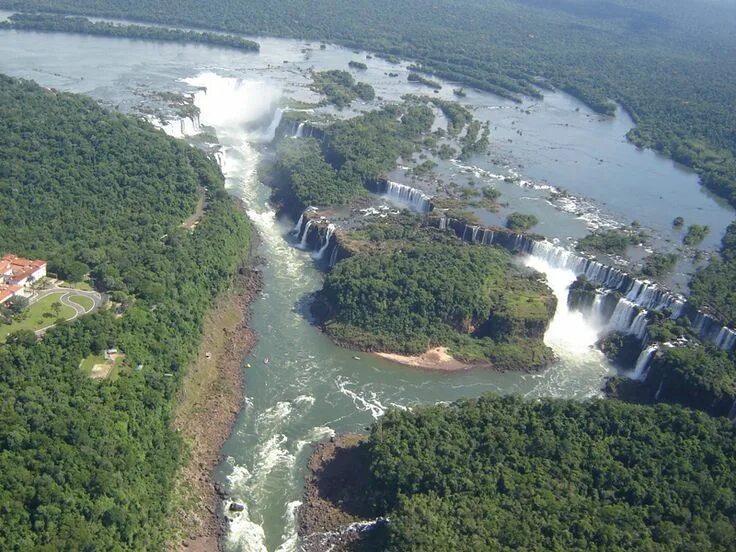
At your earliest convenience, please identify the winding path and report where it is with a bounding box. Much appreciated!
[32,287,105,335]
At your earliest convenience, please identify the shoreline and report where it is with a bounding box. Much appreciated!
[374,346,488,371]
[298,434,382,552]
[169,254,262,551]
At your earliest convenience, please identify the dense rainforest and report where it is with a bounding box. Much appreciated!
[0,13,260,51]
[272,102,437,212]
[0,76,252,549]
[356,395,736,551]
[315,223,556,371]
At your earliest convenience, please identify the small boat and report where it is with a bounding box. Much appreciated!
[353,356,361,360]
[245,363,252,369]
[264,357,270,364]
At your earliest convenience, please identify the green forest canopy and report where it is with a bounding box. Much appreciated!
[0,75,252,549]
[318,241,556,370]
[364,395,736,551]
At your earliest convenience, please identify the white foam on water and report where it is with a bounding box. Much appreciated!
[336,377,387,419]
[294,394,316,407]
[523,255,609,397]
[225,502,268,552]
[273,500,302,552]
[295,426,336,455]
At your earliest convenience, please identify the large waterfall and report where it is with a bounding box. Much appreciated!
[522,255,609,383]
[441,217,736,351]
[383,181,432,213]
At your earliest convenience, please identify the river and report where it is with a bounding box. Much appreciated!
[1,20,733,551]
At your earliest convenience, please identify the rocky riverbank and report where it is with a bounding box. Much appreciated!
[169,259,263,552]
[298,434,386,552]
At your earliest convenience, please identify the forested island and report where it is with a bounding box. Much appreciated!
[0,13,260,51]
[0,75,253,549]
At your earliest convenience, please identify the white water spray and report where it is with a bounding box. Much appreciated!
[523,255,609,395]
[384,181,431,213]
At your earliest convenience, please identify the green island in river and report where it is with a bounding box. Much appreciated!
[1,1,736,551]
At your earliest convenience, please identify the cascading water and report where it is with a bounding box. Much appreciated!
[632,345,657,380]
[298,220,313,250]
[383,181,431,213]
[445,217,735,351]
[291,213,304,235]
[522,255,610,394]
[295,122,305,138]
[328,245,339,268]
[313,224,335,260]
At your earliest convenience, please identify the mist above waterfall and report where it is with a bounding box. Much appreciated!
[183,72,282,142]
[523,255,604,363]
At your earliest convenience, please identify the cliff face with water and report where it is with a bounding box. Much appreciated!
[292,210,353,268]
[429,215,736,354]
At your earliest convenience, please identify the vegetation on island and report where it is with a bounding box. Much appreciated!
[683,224,710,246]
[576,229,644,255]
[310,69,375,108]
[505,212,538,232]
[0,75,252,549]
[641,252,677,278]
[0,12,259,51]
[348,60,367,70]
[315,231,556,371]
[272,102,436,211]
[350,395,736,551]
[407,71,441,90]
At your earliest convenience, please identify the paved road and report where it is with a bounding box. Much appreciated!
[32,287,105,335]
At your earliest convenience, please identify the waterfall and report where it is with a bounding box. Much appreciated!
[384,181,431,213]
[292,213,304,235]
[329,244,339,268]
[654,379,664,401]
[298,220,313,249]
[629,310,649,340]
[259,108,284,142]
[438,217,736,351]
[632,345,657,380]
[523,255,604,362]
[180,114,201,136]
[715,327,736,351]
[295,122,305,138]
[313,224,335,260]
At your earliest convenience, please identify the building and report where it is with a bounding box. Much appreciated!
[0,254,47,305]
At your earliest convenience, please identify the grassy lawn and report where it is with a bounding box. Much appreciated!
[0,293,75,341]
[68,294,95,312]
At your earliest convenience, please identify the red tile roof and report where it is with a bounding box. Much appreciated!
[0,254,46,284]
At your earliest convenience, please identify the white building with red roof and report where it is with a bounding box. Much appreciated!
[0,254,47,304]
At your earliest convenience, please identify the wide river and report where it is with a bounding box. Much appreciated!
[2,19,733,551]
